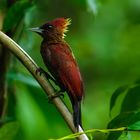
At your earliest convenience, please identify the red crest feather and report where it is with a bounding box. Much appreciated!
[49,18,71,38]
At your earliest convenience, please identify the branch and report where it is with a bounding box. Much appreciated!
[0,31,88,140]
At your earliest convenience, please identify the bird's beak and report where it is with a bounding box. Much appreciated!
[29,27,43,34]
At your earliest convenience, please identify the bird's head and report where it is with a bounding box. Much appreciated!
[30,18,71,40]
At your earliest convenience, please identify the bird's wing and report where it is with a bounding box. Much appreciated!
[49,43,84,101]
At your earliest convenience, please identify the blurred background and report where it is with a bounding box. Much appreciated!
[0,0,140,140]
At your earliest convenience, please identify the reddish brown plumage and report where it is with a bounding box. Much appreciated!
[31,18,84,129]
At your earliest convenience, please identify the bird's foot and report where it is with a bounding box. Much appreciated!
[36,67,57,84]
[47,90,65,103]
[36,67,44,76]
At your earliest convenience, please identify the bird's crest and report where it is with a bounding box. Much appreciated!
[50,18,71,38]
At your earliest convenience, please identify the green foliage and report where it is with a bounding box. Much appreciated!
[128,112,140,130]
[121,85,140,112]
[3,0,33,32]
[0,122,19,140]
[108,82,140,139]
[49,127,127,140]
[8,72,39,87]
[109,85,129,115]
[16,83,49,140]
[1,0,140,140]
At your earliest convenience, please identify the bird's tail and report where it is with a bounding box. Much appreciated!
[73,101,82,130]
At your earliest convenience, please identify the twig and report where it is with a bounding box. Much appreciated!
[49,127,136,140]
[0,31,88,140]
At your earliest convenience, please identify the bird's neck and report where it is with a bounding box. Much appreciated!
[42,37,65,45]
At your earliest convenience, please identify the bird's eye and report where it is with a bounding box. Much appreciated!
[47,25,53,29]
[40,24,53,30]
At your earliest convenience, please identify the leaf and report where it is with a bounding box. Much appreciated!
[106,131,123,140]
[107,111,140,140]
[8,72,40,87]
[0,122,19,140]
[109,85,128,114]
[16,84,49,140]
[107,112,135,140]
[121,85,140,112]
[128,121,140,130]
[107,84,140,140]
[128,111,140,130]
[108,112,135,129]
[3,0,33,32]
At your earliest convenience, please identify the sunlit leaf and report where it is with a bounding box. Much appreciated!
[128,121,140,131]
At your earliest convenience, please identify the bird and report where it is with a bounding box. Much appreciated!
[30,18,84,130]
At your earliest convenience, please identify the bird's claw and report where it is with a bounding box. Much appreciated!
[36,67,55,82]
[36,67,44,76]
[47,92,64,103]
